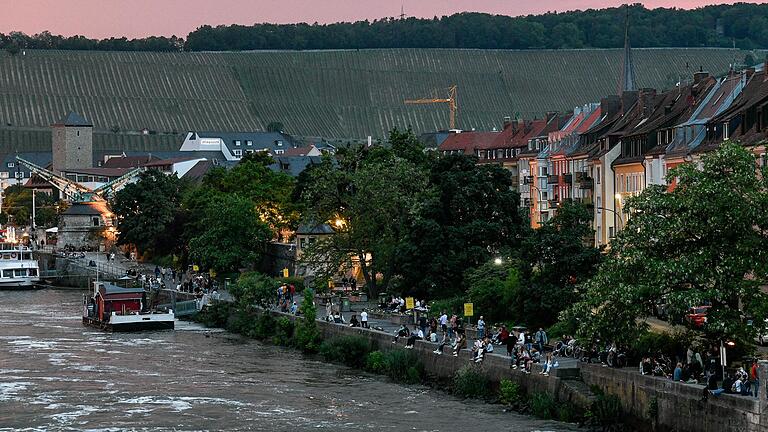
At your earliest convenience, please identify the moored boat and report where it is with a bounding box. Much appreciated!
[0,244,40,289]
[82,281,174,331]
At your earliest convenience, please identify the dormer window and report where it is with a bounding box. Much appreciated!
[235,140,241,146]
[233,149,243,157]
[276,140,283,147]
[6,162,14,168]
[246,140,253,146]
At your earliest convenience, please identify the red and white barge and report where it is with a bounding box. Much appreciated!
[83,281,174,332]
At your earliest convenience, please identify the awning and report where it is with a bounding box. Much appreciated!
[45,227,58,233]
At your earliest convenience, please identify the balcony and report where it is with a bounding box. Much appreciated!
[579,177,594,189]
[547,175,560,184]
[523,198,532,207]
[574,171,587,182]
[523,175,534,184]
[563,173,573,184]
[548,199,560,208]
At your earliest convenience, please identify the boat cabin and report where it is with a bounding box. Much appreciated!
[90,282,147,321]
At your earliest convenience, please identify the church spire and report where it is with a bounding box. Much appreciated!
[620,5,637,93]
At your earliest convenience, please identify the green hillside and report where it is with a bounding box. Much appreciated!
[0,48,751,144]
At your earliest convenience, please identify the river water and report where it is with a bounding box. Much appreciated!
[0,290,579,431]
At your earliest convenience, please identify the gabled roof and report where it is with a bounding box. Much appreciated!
[181,160,213,181]
[62,202,105,216]
[438,131,499,153]
[54,111,92,127]
[102,154,161,169]
[296,223,335,235]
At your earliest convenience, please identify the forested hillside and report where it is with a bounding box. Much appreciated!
[1,4,768,53]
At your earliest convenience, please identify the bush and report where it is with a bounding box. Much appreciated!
[365,351,386,374]
[529,392,557,420]
[453,365,491,399]
[587,393,623,431]
[547,319,577,340]
[195,301,234,328]
[319,336,373,369]
[498,379,523,407]
[429,297,464,317]
[294,289,322,353]
[272,316,295,346]
[556,403,582,423]
[382,350,424,384]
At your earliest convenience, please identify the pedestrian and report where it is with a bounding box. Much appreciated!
[535,327,548,352]
[350,314,360,327]
[439,311,448,334]
[751,359,760,399]
[289,284,296,302]
[433,331,449,355]
[171,269,177,281]
[392,324,410,344]
[476,315,486,341]
[154,266,160,278]
[361,308,369,328]
[405,325,423,349]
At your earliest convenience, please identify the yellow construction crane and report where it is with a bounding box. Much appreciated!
[405,85,457,130]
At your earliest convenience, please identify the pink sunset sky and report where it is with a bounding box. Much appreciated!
[0,0,762,39]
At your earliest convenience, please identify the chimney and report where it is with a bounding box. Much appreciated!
[600,95,622,118]
[693,71,710,85]
[638,88,657,117]
[620,90,639,113]
[503,116,512,129]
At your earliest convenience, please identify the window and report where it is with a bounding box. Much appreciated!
[300,238,306,249]
[723,123,730,140]
[596,167,601,184]
[246,140,253,146]
[6,162,14,168]
[0,172,7,179]
[541,191,548,201]
[2,270,11,278]
[609,227,615,238]
[233,149,242,157]
[539,166,548,176]
[14,269,26,277]
[274,150,285,155]
[76,131,80,137]
[597,197,602,214]
[235,140,242,146]
[276,140,284,147]
[28,268,37,277]
[92,217,100,227]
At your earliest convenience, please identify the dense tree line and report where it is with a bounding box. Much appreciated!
[4,4,768,54]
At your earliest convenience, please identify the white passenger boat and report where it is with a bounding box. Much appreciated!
[0,244,40,289]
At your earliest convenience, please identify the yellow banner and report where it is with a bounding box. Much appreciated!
[405,297,415,309]
[282,268,289,278]
[464,303,474,317]
[192,264,199,272]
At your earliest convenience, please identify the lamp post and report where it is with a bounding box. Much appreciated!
[614,193,625,232]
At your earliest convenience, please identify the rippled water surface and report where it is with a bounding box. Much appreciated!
[0,289,580,431]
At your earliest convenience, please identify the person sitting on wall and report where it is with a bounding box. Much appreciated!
[405,325,423,349]
[392,324,410,344]
[349,314,360,327]
[452,330,467,357]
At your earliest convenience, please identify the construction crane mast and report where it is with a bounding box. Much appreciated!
[405,85,458,130]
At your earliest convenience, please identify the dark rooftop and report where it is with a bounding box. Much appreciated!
[54,111,92,127]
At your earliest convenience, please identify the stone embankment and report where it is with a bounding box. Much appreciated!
[274,309,768,432]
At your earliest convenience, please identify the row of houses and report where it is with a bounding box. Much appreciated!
[438,66,768,246]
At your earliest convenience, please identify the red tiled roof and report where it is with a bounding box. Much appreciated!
[282,146,316,156]
[63,167,131,177]
[143,156,199,167]
[438,131,499,154]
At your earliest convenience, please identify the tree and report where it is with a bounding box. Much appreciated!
[188,192,272,273]
[395,154,526,299]
[300,131,430,296]
[568,142,768,347]
[294,288,321,353]
[266,121,284,132]
[111,170,188,256]
[34,206,57,228]
[230,272,278,310]
[465,260,522,323]
[518,201,602,328]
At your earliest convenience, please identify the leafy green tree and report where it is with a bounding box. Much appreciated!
[465,260,522,323]
[519,201,602,328]
[396,154,526,299]
[294,288,321,353]
[188,192,272,273]
[568,142,768,347]
[300,130,429,296]
[111,170,188,256]
[34,206,57,228]
[230,272,278,310]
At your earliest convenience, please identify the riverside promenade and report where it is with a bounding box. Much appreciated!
[273,296,768,432]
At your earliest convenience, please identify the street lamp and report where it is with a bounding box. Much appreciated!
[494,257,503,265]
[614,193,625,232]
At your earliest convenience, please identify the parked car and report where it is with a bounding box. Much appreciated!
[685,306,711,327]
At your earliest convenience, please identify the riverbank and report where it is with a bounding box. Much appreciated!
[195,301,768,432]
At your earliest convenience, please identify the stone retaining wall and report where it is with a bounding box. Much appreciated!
[285,312,768,431]
[581,363,766,432]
